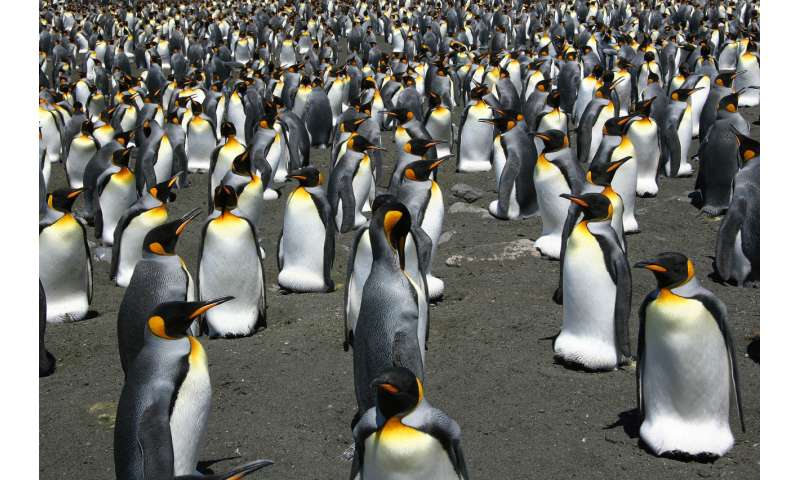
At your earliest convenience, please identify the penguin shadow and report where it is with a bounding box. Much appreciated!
[196,455,243,475]
[84,310,100,321]
[747,336,760,364]
[687,191,703,210]
[604,410,721,464]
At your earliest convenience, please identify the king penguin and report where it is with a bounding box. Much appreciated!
[555,193,631,371]
[64,119,100,189]
[456,84,494,172]
[663,87,704,177]
[715,132,760,287]
[95,147,139,245]
[185,100,217,172]
[532,130,584,259]
[628,98,662,197]
[114,298,274,479]
[352,198,429,415]
[117,209,202,376]
[327,134,381,233]
[39,188,93,323]
[635,252,745,458]
[198,185,267,338]
[110,175,178,288]
[277,167,335,293]
[208,121,247,210]
[351,367,469,480]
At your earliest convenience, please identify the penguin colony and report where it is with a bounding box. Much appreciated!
[38,0,759,477]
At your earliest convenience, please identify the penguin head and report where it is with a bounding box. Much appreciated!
[80,120,94,136]
[220,121,237,138]
[231,150,254,178]
[545,90,562,108]
[111,148,132,169]
[602,115,636,136]
[288,167,322,187]
[371,367,423,419]
[427,91,442,107]
[213,184,238,212]
[373,197,412,268]
[561,193,612,222]
[148,174,180,203]
[715,70,741,88]
[479,111,518,133]
[535,78,552,93]
[114,130,131,146]
[635,252,695,289]
[646,71,661,85]
[469,84,490,100]
[47,188,84,213]
[403,138,441,157]
[403,156,447,182]
[535,130,569,153]
[633,97,655,116]
[670,86,703,102]
[146,297,234,340]
[730,127,759,161]
[190,99,203,116]
[340,116,368,133]
[586,156,632,186]
[385,107,415,123]
[349,135,383,154]
[143,208,202,256]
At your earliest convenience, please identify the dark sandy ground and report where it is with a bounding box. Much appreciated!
[40,104,760,479]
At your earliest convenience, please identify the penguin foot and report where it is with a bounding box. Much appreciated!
[263,188,280,201]
[700,205,727,217]
[636,190,658,198]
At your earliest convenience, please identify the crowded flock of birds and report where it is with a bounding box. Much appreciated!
[38,0,760,478]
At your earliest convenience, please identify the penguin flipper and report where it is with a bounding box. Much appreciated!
[392,330,424,379]
[344,227,368,351]
[207,146,224,212]
[495,155,520,219]
[80,222,93,304]
[637,291,658,421]
[714,189,746,283]
[338,175,358,233]
[309,191,336,291]
[554,203,581,305]
[110,207,145,281]
[403,405,470,480]
[577,101,602,164]
[138,392,177,479]
[594,229,633,360]
[173,145,190,188]
[350,408,378,479]
[690,290,746,432]
[92,171,113,239]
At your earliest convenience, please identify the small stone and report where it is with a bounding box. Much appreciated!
[450,183,484,203]
[449,201,486,215]
[439,230,456,245]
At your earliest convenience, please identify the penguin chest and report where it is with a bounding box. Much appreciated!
[187,119,216,171]
[66,136,97,188]
[629,119,659,164]
[353,155,374,203]
[420,182,444,243]
[363,418,457,480]
[280,189,327,286]
[154,136,174,182]
[534,157,571,230]
[170,337,211,475]
[40,215,87,289]
[211,141,246,190]
[563,224,616,337]
[237,178,265,225]
[100,170,137,243]
[643,292,730,420]
[120,106,138,131]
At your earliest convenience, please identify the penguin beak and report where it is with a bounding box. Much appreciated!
[634,261,668,273]
[559,194,589,208]
[375,383,400,394]
[534,133,552,142]
[66,188,85,199]
[176,208,202,236]
[189,296,235,320]
[429,156,451,170]
[365,145,387,152]
[168,173,182,189]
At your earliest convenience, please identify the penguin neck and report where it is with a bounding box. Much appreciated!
[369,229,405,272]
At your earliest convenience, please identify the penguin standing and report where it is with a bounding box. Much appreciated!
[532,130,583,259]
[596,115,640,233]
[423,92,454,160]
[555,193,631,371]
[185,100,217,172]
[327,135,380,233]
[482,111,538,220]
[734,42,759,107]
[95,147,139,245]
[64,120,100,189]
[456,85,494,172]
[118,209,201,376]
[277,168,335,293]
[351,367,469,480]
[628,99,661,197]
[663,87,703,177]
[208,121,247,210]
[352,199,428,415]
[302,78,334,148]
[39,188,93,323]
[396,158,447,300]
[715,132,759,287]
[198,185,267,338]
[218,152,265,229]
[635,252,745,458]
[110,176,178,288]
[114,298,274,479]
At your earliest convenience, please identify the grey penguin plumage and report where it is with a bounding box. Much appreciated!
[635,252,745,458]
[117,209,202,376]
[302,78,334,148]
[39,280,55,377]
[555,193,632,371]
[113,297,274,479]
[327,135,380,233]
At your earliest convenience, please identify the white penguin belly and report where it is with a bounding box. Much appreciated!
[226,100,247,144]
[116,207,169,287]
[187,119,216,172]
[154,136,174,183]
[362,419,459,480]
[171,337,212,476]
[457,103,493,172]
[735,55,760,107]
[677,106,694,176]
[610,137,639,233]
[629,119,660,196]
[66,137,97,188]
[100,171,138,245]
[690,78,711,137]
[39,216,89,323]
[279,189,328,292]
[534,158,571,258]
[347,232,372,336]
[199,216,262,337]
[236,178,264,226]
[120,106,137,132]
[730,230,752,284]
[640,292,734,456]
[39,109,62,163]
[556,223,619,370]
[589,105,615,162]
[210,142,246,197]
[420,183,445,299]
[426,110,452,159]
[352,155,373,228]
[537,109,568,134]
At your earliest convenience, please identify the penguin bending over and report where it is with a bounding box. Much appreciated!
[635,252,745,458]
[198,185,267,338]
[114,298,274,479]
[555,193,632,371]
[277,168,335,293]
[351,367,469,480]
